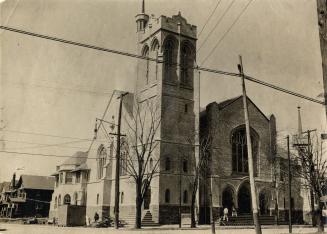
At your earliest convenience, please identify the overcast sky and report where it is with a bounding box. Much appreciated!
[0,0,326,181]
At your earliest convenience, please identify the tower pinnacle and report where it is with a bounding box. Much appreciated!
[297,106,303,136]
[142,0,145,13]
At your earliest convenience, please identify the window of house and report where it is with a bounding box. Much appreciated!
[183,160,188,173]
[96,194,99,205]
[183,190,188,204]
[165,189,170,203]
[184,104,188,113]
[165,157,171,171]
[163,40,175,81]
[121,192,124,204]
[58,195,61,206]
[75,171,81,183]
[59,173,63,184]
[73,192,78,205]
[231,127,258,175]
[54,196,57,209]
[63,194,71,205]
[65,172,73,184]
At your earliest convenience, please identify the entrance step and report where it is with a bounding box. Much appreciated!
[142,211,159,226]
[217,214,286,226]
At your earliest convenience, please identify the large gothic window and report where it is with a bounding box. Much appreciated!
[120,141,128,176]
[180,43,194,86]
[97,145,107,179]
[231,127,258,175]
[163,39,175,81]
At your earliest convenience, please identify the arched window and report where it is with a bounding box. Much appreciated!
[121,192,124,204]
[183,160,188,173]
[73,192,78,205]
[165,157,171,171]
[120,141,128,176]
[183,190,188,203]
[165,189,170,203]
[54,196,57,209]
[231,127,258,175]
[63,194,71,205]
[142,46,150,84]
[163,39,176,81]
[58,195,61,206]
[97,145,107,179]
[151,39,160,81]
[180,42,194,86]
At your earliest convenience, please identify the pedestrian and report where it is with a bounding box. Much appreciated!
[94,212,99,222]
[232,206,237,217]
[223,207,229,221]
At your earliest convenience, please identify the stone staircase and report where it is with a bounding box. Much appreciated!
[218,214,287,226]
[141,211,159,226]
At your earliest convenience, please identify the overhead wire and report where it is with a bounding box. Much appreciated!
[197,0,223,38]
[0,25,324,105]
[201,0,255,65]
[197,0,235,52]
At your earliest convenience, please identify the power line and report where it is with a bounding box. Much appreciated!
[2,129,94,141]
[197,0,235,52]
[197,0,223,38]
[0,25,324,105]
[0,139,88,150]
[201,0,255,65]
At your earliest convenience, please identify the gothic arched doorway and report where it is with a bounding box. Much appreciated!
[222,186,234,215]
[144,187,151,210]
[259,190,269,215]
[238,182,251,214]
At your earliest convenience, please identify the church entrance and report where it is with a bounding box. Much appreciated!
[222,186,234,215]
[259,190,269,215]
[238,182,251,214]
[144,187,151,210]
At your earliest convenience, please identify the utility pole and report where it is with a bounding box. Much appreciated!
[287,135,292,233]
[114,92,128,229]
[209,176,216,234]
[316,0,327,120]
[179,156,182,228]
[238,55,262,234]
[307,130,316,227]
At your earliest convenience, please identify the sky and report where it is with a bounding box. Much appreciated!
[0,0,326,181]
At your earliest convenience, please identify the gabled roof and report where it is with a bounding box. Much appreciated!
[214,95,269,121]
[18,175,55,191]
[61,151,88,166]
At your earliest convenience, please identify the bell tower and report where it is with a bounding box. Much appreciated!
[135,1,198,224]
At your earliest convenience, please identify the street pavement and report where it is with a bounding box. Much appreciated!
[0,223,324,234]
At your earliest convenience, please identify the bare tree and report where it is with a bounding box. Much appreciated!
[123,97,161,229]
[293,134,327,233]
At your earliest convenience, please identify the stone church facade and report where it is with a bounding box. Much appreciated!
[48,4,304,226]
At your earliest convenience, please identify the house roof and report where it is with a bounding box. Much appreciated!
[61,151,88,166]
[0,182,10,193]
[71,163,89,172]
[18,175,55,191]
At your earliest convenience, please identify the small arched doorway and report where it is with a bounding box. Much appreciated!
[222,186,234,215]
[259,190,270,215]
[238,182,251,214]
[144,186,151,210]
